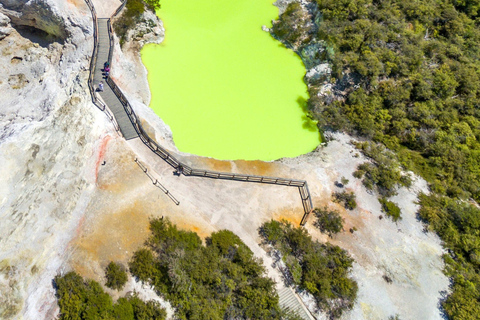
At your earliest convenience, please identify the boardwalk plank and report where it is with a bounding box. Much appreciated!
[94,18,138,140]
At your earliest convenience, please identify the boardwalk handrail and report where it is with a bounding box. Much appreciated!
[84,0,121,134]
[85,0,313,225]
[134,158,180,205]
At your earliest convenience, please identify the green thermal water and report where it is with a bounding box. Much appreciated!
[141,0,321,161]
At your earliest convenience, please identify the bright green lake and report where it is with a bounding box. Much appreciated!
[141,0,321,161]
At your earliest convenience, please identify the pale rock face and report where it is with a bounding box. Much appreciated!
[1,0,68,38]
[0,0,113,318]
[0,11,12,39]
[127,9,164,47]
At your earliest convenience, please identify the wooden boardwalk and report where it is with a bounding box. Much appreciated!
[84,0,314,226]
[278,287,315,320]
[93,18,138,140]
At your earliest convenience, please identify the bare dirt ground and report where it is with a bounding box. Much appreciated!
[90,0,121,18]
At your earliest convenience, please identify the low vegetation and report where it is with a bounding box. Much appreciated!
[353,142,412,197]
[313,206,344,236]
[105,261,128,290]
[332,190,357,210]
[129,218,299,320]
[54,271,166,319]
[418,194,480,318]
[379,198,402,222]
[272,0,480,316]
[114,0,161,46]
[260,220,357,319]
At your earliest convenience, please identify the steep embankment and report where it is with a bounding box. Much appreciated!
[0,0,113,318]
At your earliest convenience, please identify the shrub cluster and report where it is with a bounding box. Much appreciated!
[260,220,357,319]
[54,271,166,320]
[313,206,344,236]
[105,261,128,290]
[353,142,412,197]
[129,218,298,320]
[418,194,480,318]
[272,0,480,315]
[379,198,402,222]
[332,191,357,210]
[113,0,160,46]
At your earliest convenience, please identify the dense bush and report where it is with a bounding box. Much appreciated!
[332,191,357,210]
[260,220,357,319]
[272,3,314,48]
[280,0,480,201]
[54,271,166,319]
[354,142,412,197]
[105,261,128,290]
[313,206,344,236]
[418,194,480,318]
[129,218,298,320]
[379,198,402,222]
[272,0,480,316]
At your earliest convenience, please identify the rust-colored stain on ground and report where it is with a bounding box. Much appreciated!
[167,216,214,240]
[202,157,233,172]
[70,201,151,279]
[95,135,111,183]
[272,207,302,226]
[67,0,85,8]
[234,160,277,176]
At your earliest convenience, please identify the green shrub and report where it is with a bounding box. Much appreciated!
[105,261,128,290]
[54,271,166,320]
[114,0,160,46]
[340,177,349,186]
[379,198,402,222]
[260,220,357,318]
[130,218,291,320]
[313,206,344,236]
[271,2,313,49]
[355,142,412,197]
[333,191,357,210]
[144,0,161,11]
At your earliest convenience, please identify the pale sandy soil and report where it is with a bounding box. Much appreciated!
[90,0,121,18]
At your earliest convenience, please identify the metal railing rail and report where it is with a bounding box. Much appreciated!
[135,158,180,205]
[84,0,121,134]
[85,0,313,225]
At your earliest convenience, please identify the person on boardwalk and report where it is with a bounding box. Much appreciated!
[104,61,109,70]
[98,81,104,92]
[104,66,110,78]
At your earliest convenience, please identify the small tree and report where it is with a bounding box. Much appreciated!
[379,198,402,222]
[314,207,344,237]
[105,262,128,290]
[333,191,358,210]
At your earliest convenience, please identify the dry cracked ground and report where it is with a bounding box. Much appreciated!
[0,0,449,319]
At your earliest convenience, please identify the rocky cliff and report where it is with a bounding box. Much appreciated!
[0,0,112,318]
